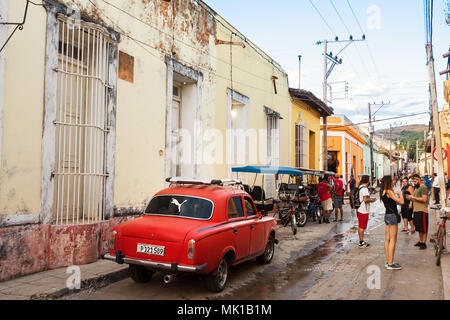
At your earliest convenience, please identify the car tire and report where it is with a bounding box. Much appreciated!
[205,256,230,292]
[129,264,154,283]
[256,235,275,265]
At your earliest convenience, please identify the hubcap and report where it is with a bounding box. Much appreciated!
[217,259,228,288]
[265,239,274,260]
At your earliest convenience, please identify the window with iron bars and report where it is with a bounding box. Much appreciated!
[53,15,116,225]
[295,123,307,168]
[266,114,280,166]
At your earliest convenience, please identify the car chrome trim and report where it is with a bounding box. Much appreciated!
[197,216,265,232]
[103,253,207,273]
[143,194,215,221]
[232,250,264,264]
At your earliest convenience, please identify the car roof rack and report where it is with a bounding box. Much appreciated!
[166,177,242,187]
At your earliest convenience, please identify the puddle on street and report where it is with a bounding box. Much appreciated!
[214,202,386,300]
[213,223,358,300]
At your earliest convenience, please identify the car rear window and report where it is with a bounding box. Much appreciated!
[144,195,213,220]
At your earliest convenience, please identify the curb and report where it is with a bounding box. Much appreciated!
[29,266,129,300]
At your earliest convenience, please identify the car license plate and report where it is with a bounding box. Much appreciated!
[136,243,165,257]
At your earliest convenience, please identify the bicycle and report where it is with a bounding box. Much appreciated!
[278,203,297,235]
[305,189,323,224]
[435,207,449,266]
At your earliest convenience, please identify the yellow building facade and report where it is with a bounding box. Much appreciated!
[320,115,365,181]
[0,0,292,280]
[213,14,290,196]
[289,89,333,171]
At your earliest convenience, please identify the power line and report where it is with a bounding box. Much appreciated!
[326,112,429,130]
[345,0,380,77]
[308,0,338,37]
[329,0,352,35]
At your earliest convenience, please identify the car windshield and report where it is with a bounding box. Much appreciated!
[144,195,213,220]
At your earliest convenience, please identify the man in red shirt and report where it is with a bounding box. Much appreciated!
[317,177,332,224]
[333,173,344,221]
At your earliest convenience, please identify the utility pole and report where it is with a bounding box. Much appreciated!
[368,103,375,186]
[323,40,328,173]
[427,43,447,206]
[424,131,428,174]
[389,125,392,176]
[416,140,419,173]
[368,101,390,185]
[318,36,365,173]
[424,0,447,206]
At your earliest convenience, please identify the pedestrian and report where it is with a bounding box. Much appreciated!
[356,175,376,248]
[317,177,332,224]
[348,175,356,193]
[423,174,432,192]
[406,174,429,249]
[340,175,347,204]
[333,173,344,222]
[400,177,415,233]
[380,175,404,270]
[446,173,450,201]
[432,173,440,204]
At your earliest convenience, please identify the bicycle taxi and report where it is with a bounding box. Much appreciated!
[231,165,313,235]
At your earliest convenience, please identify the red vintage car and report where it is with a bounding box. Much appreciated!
[103,178,278,292]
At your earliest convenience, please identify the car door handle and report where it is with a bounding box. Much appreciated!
[233,228,238,234]
[250,225,255,230]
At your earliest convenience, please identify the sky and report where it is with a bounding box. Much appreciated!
[204,0,450,131]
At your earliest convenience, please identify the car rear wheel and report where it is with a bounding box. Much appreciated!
[129,264,154,283]
[257,235,275,265]
[205,256,229,292]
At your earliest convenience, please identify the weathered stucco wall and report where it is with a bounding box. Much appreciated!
[0,1,47,217]
[0,215,137,281]
[213,13,291,182]
[54,0,217,211]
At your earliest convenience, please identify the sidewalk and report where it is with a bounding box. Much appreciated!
[0,259,128,300]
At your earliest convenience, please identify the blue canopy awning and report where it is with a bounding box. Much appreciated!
[232,166,304,176]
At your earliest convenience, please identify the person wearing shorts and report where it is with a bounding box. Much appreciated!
[317,177,332,224]
[406,174,429,250]
[357,175,376,248]
[380,175,404,270]
[400,177,415,233]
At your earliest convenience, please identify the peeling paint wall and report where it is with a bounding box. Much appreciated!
[0,1,47,216]
[52,0,218,210]
[1,0,217,217]
[0,0,293,280]
[0,216,137,281]
[213,13,291,181]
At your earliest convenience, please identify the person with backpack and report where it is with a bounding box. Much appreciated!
[355,175,376,248]
[400,177,415,233]
[380,175,404,270]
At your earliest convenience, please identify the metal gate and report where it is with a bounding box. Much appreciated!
[53,15,114,225]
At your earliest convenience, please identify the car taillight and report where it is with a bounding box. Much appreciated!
[109,230,117,251]
[187,239,195,260]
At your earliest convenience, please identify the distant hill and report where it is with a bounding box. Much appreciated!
[375,124,428,161]
[375,124,428,141]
